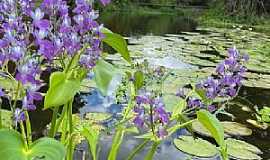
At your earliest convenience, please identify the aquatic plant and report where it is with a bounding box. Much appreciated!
[0,0,254,160]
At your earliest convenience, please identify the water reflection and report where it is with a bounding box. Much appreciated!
[99,12,198,36]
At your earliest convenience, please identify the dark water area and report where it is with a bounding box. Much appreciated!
[99,11,198,37]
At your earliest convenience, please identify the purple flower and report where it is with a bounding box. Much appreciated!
[153,105,170,124]
[133,114,145,128]
[100,0,111,6]
[38,40,57,60]
[187,98,202,108]
[157,126,168,138]
[0,88,3,97]
[208,105,216,112]
[14,108,25,123]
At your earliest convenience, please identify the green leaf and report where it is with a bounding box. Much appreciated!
[134,71,144,91]
[0,109,12,129]
[108,129,125,160]
[82,127,100,160]
[93,59,117,95]
[197,110,225,148]
[44,72,80,109]
[170,99,186,119]
[174,136,218,158]
[0,129,65,160]
[0,76,18,90]
[102,32,131,63]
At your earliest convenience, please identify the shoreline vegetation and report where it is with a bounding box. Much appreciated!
[99,2,270,34]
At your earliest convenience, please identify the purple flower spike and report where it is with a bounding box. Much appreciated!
[14,108,25,123]
[157,126,168,139]
[154,106,170,124]
[133,113,145,128]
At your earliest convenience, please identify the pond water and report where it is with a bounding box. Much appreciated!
[26,11,270,160]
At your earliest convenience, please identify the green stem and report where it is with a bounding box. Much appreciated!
[144,141,160,160]
[55,105,68,136]
[0,100,2,129]
[67,100,74,160]
[49,106,59,137]
[20,122,28,150]
[60,110,67,144]
[122,82,135,120]
[127,139,150,160]
[24,111,32,145]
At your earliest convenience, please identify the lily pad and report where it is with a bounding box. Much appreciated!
[246,119,268,130]
[174,136,218,158]
[221,121,252,136]
[85,112,112,123]
[226,138,262,160]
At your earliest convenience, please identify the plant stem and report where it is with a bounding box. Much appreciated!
[49,106,59,137]
[20,122,28,150]
[144,141,160,160]
[55,105,67,136]
[0,100,2,129]
[67,99,74,160]
[127,139,150,160]
[24,111,32,145]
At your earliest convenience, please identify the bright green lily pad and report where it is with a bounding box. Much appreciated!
[174,136,218,158]
[226,138,262,160]
[221,121,252,136]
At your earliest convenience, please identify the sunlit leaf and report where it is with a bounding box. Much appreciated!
[0,129,65,160]
[174,136,218,157]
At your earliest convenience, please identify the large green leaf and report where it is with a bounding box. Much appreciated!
[93,59,117,95]
[0,109,12,128]
[102,31,131,63]
[197,110,225,147]
[44,72,80,109]
[0,129,65,160]
[174,136,218,158]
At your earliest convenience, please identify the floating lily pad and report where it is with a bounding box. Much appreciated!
[246,119,268,130]
[85,112,112,123]
[221,121,252,136]
[226,138,262,160]
[174,136,218,158]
